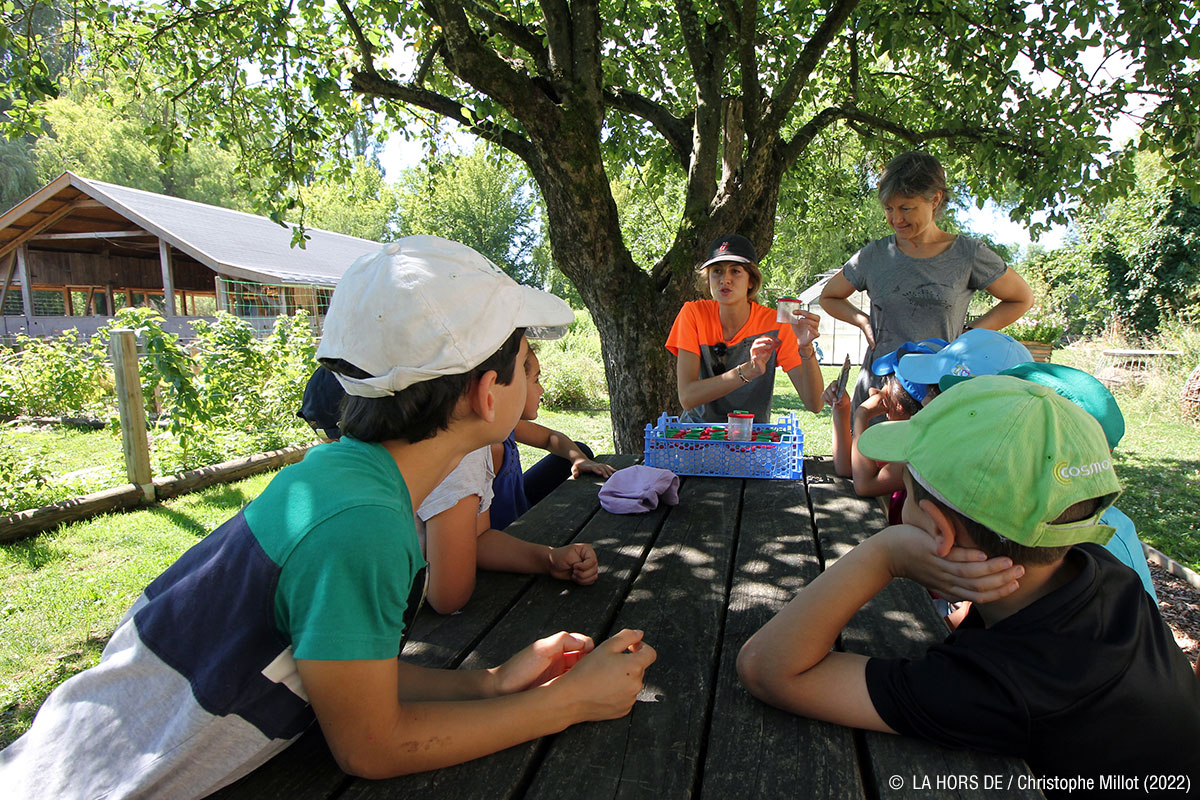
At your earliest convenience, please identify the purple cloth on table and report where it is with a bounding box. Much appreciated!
[599,466,680,514]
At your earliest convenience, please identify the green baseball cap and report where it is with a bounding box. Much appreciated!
[858,375,1121,548]
[939,362,1125,450]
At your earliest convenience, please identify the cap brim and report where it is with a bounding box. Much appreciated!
[515,285,574,336]
[697,254,755,272]
[856,419,915,463]
[895,352,947,384]
[938,373,972,392]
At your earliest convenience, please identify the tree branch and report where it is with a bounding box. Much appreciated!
[603,88,693,168]
[414,37,445,87]
[779,105,846,166]
[839,107,1045,157]
[349,70,534,160]
[569,0,604,109]
[333,0,376,74]
[731,0,763,139]
[461,0,550,76]
[425,0,560,133]
[673,0,724,233]
[764,0,860,131]
[538,0,572,84]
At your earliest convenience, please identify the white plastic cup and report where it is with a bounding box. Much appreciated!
[776,297,801,324]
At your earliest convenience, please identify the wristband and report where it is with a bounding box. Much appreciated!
[735,364,752,383]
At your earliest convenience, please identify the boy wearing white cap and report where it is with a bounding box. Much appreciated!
[0,236,656,799]
[738,376,1199,786]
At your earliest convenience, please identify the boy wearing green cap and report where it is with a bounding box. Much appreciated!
[738,375,1200,784]
[940,361,1157,600]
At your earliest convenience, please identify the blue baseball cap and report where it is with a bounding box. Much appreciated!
[897,329,1032,385]
[872,338,949,403]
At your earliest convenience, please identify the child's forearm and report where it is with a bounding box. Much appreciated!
[742,532,894,677]
[475,529,553,575]
[544,430,585,464]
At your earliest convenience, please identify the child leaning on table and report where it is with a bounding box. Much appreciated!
[0,236,656,800]
[823,338,946,501]
[738,376,1200,788]
[417,347,604,614]
[940,361,1158,601]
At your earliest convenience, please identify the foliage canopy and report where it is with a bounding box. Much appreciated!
[3,0,1198,447]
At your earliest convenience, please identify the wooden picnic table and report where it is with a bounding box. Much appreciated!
[212,456,1042,800]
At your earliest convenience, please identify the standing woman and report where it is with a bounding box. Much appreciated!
[667,234,823,423]
[819,151,1033,409]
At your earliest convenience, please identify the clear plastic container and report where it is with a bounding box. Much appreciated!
[727,411,755,441]
[776,297,802,324]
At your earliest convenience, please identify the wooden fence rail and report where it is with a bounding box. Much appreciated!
[0,328,314,544]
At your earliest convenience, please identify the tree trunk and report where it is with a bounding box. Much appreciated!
[525,130,692,453]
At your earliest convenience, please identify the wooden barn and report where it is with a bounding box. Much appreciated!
[0,172,381,339]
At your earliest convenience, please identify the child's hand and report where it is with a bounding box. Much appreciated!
[821,380,850,412]
[880,524,1024,603]
[853,390,887,429]
[571,458,616,480]
[491,630,596,695]
[547,629,656,722]
[787,308,821,349]
[549,543,599,584]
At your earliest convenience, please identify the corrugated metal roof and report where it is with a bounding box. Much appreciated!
[1,173,380,286]
[76,176,379,285]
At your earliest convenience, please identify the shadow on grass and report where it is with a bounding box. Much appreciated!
[1,536,70,571]
[0,631,110,750]
[143,485,254,539]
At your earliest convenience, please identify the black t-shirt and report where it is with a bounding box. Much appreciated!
[866,544,1200,796]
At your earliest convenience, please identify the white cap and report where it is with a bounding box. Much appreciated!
[316,236,574,397]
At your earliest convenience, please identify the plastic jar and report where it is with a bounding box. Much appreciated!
[776,297,802,324]
[727,411,755,441]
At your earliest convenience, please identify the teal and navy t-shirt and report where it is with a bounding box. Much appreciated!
[0,437,425,800]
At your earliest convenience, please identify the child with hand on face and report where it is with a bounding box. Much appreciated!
[417,347,604,614]
[740,376,1200,789]
[824,339,947,507]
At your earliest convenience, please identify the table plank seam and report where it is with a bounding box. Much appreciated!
[689,477,749,799]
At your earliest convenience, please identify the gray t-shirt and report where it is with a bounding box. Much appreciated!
[841,235,1006,407]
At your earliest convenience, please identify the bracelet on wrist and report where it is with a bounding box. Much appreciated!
[735,363,752,383]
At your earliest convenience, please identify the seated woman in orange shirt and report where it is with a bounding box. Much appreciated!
[666,234,822,422]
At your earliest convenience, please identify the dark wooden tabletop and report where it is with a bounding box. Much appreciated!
[213,456,1042,800]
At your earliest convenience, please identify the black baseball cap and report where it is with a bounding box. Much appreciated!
[698,234,758,272]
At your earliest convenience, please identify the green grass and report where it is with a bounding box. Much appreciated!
[1,426,126,499]
[1053,347,1200,570]
[0,471,274,749]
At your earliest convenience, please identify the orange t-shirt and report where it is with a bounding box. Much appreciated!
[665,300,803,421]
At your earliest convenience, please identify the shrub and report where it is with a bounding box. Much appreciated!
[0,330,109,418]
[535,311,610,410]
[0,446,89,515]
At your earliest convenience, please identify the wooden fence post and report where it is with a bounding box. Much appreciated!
[109,329,155,501]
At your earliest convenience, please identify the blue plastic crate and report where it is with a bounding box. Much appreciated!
[643,413,804,479]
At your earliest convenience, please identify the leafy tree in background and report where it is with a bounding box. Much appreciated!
[1095,189,1200,334]
[395,144,543,285]
[1021,152,1200,336]
[31,85,252,210]
[297,155,400,241]
[0,0,77,210]
[5,0,1198,449]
